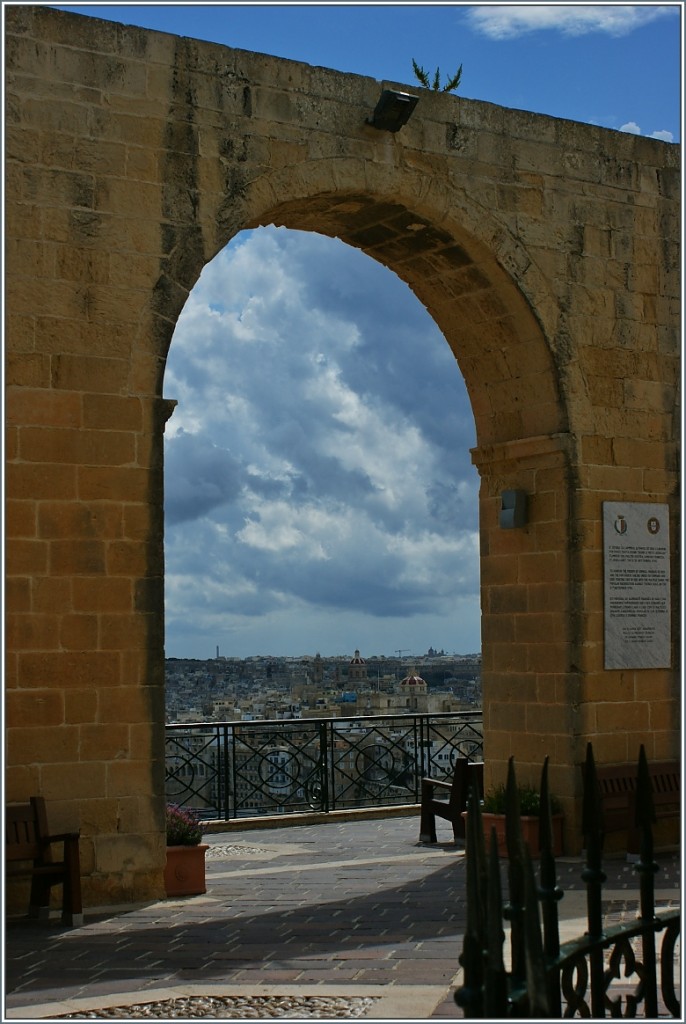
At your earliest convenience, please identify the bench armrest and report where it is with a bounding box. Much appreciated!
[421,777,453,794]
[39,831,80,855]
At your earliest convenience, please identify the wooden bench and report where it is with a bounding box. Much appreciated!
[593,760,680,858]
[6,796,83,926]
[419,757,484,844]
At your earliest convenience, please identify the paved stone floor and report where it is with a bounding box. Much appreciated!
[4,816,681,1020]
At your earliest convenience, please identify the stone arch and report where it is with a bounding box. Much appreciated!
[156,183,578,820]
[155,178,582,821]
[5,6,679,907]
[154,158,570,446]
[259,189,567,448]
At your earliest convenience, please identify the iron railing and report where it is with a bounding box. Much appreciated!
[455,744,681,1018]
[165,711,483,820]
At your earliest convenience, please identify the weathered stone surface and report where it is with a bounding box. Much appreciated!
[4,6,680,903]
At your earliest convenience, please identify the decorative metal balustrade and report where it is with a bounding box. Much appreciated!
[165,711,483,820]
[455,743,681,1018]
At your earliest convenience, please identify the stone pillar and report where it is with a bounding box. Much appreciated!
[473,433,583,845]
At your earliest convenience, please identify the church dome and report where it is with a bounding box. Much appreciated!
[400,669,427,692]
[348,649,368,682]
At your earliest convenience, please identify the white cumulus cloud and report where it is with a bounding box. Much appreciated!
[619,122,675,142]
[467,4,676,39]
[619,121,642,135]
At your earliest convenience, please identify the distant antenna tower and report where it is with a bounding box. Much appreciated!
[216,645,219,659]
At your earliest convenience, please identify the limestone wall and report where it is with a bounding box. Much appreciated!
[5,5,680,904]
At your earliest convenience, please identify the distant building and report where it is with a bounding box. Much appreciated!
[399,668,428,711]
[348,649,368,684]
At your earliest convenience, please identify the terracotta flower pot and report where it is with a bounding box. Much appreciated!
[462,812,563,857]
[164,843,208,897]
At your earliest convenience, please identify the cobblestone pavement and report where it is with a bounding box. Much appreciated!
[54,994,379,1019]
[4,816,681,1020]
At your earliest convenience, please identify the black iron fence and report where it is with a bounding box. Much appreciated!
[165,711,483,820]
[456,744,681,1018]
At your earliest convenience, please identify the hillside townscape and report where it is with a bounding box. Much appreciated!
[165,650,482,723]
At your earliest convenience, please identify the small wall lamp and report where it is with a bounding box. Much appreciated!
[500,489,528,529]
[368,89,419,132]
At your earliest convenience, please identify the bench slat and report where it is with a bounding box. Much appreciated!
[592,759,680,855]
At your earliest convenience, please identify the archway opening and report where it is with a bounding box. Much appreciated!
[163,226,482,668]
[159,189,570,811]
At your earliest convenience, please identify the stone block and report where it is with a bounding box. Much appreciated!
[18,651,121,689]
[5,353,51,388]
[80,724,131,762]
[6,613,60,651]
[5,499,37,538]
[51,355,130,394]
[5,538,49,575]
[64,688,99,724]
[60,614,99,651]
[106,760,156,800]
[6,723,79,766]
[72,576,133,613]
[99,613,150,650]
[5,689,65,728]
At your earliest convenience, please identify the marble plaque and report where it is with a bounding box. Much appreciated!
[603,502,671,669]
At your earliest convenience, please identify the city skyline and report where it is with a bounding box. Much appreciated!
[169,646,480,661]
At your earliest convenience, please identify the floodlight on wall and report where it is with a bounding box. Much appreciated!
[500,489,528,529]
[368,89,419,132]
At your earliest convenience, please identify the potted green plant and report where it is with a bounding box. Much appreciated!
[163,804,208,897]
[478,782,563,857]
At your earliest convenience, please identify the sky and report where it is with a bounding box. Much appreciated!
[48,3,683,661]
